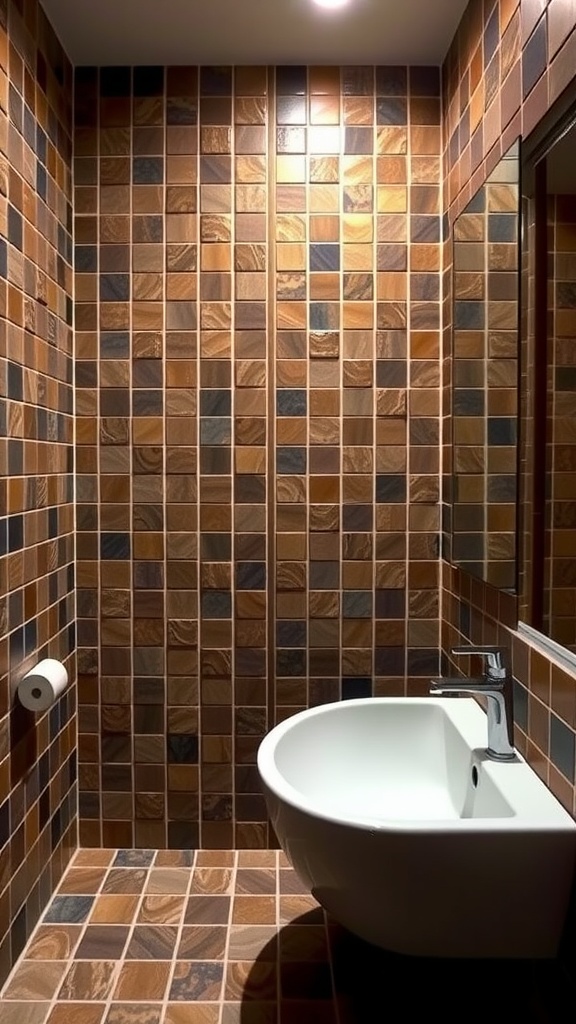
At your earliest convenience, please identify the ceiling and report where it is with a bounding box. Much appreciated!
[40,0,468,67]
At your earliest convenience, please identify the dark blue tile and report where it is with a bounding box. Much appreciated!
[310,243,340,272]
[276,621,307,648]
[310,302,339,330]
[484,5,500,67]
[488,214,517,242]
[133,157,164,184]
[8,204,22,249]
[550,715,575,783]
[36,163,47,200]
[342,678,372,699]
[276,649,306,677]
[100,533,130,560]
[376,97,407,125]
[277,447,306,474]
[100,274,130,301]
[44,896,94,923]
[167,735,199,764]
[100,331,130,358]
[200,390,231,416]
[75,245,97,272]
[277,390,306,416]
[410,215,440,243]
[343,591,373,618]
[523,17,547,99]
[236,562,266,590]
[454,300,485,331]
[113,849,156,867]
[376,474,406,503]
[487,417,516,446]
[453,389,484,416]
[201,591,232,619]
[8,515,23,552]
[200,418,231,445]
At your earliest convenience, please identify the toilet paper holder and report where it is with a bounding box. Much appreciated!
[17,659,69,713]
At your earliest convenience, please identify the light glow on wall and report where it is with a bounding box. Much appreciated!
[312,0,350,9]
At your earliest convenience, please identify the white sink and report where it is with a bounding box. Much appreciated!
[258,697,576,957]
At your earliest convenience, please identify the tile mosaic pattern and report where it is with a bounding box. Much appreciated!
[442,1,576,823]
[0,846,572,1023]
[74,65,442,852]
[0,0,75,991]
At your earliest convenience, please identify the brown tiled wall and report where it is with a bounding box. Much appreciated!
[442,0,576,817]
[0,0,75,989]
[74,64,442,851]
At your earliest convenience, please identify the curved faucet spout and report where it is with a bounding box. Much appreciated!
[430,646,515,761]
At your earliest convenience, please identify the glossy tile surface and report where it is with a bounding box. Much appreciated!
[0,848,573,1023]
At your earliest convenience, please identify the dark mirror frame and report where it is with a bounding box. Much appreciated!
[450,138,521,594]
[520,77,576,654]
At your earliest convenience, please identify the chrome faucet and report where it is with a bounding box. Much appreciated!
[430,645,516,761]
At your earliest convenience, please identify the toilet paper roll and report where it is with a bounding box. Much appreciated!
[17,659,69,712]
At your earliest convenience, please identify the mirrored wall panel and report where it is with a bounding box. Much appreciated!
[451,139,520,592]
[521,113,576,652]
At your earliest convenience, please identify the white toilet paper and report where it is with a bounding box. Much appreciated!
[17,659,69,712]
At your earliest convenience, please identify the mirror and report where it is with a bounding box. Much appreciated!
[521,109,576,652]
[451,139,520,592]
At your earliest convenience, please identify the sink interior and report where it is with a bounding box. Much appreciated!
[271,697,559,824]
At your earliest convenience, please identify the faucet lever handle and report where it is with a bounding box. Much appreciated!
[450,645,508,680]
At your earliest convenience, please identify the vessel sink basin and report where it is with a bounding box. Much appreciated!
[258,697,576,957]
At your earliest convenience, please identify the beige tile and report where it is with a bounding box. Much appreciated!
[190,868,234,895]
[3,961,68,1001]
[227,925,278,961]
[57,961,117,1001]
[232,896,276,925]
[165,1005,220,1024]
[145,869,190,894]
[137,895,187,925]
[24,925,83,961]
[47,1005,106,1024]
[112,960,171,1001]
[90,895,140,924]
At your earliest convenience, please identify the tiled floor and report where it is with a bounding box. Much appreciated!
[0,849,574,1024]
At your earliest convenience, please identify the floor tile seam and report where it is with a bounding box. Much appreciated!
[218,847,239,1013]
[274,848,281,1015]
[147,847,235,1014]
[76,850,159,1017]
[324,910,342,1024]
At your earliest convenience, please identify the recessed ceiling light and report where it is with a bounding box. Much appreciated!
[312,0,350,9]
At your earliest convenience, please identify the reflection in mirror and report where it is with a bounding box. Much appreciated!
[451,140,520,592]
[521,114,576,652]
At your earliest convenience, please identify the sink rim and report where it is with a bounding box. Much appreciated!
[258,696,576,834]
